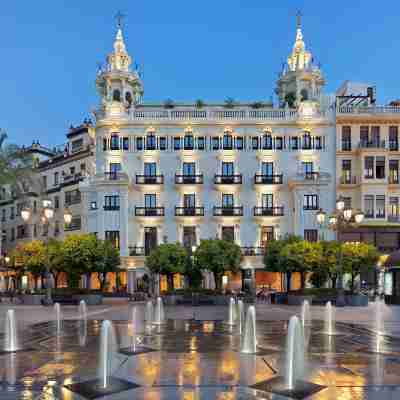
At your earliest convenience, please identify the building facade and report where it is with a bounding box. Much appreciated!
[0,123,95,271]
[336,82,400,254]
[81,18,336,292]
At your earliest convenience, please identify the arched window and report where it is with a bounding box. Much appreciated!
[125,91,132,105]
[113,89,121,102]
[300,89,309,101]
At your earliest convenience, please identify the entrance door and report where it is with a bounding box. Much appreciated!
[144,227,157,256]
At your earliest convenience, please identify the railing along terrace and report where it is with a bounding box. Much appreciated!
[337,106,400,114]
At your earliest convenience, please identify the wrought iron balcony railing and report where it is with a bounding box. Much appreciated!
[253,206,284,217]
[136,175,164,185]
[175,206,204,216]
[254,174,283,185]
[214,174,242,184]
[213,206,243,217]
[135,207,165,217]
[175,174,204,184]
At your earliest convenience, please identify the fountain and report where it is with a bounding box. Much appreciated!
[324,301,335,335]
[65,319,141,397]
[4,309,19,352]
[79,300,87,324]
[375,297,385,336]
[145,300,154,324]
[301,300,311,327]
[241,305,257,354]
[237,299,244,335]
[153,297,165,325]
[54,302,62,336]
[226,297,236,325]
[285,316,305,390]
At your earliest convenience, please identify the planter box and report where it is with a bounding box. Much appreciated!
[345,294,368,307]
[287,295,314,306]
[72,294,103,305]
[20,294,46,305]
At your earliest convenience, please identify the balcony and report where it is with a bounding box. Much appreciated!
[288,172,331,187]
[104,172,128,181]
[254,174,283,185]
[213,206,243,217]
[389,141,399,151]
[62,173,83,187]
[64,217,82,231]
[358,140,386,150]
[214,174,242,185]
[175,174,204,185]
[341,141,352,151]
[253,206,284,217]
[65,194,81,206]
[135,206,165,217]
[339,176,358,185]
[241,246,265,256]
[129,246,145,256]
[103,205,120,211]
[388,215,400,223]
[175,207,204,217]
[389,175,399,184]
[136,175,164,185]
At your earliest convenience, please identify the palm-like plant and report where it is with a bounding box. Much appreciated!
[0,129,35,196]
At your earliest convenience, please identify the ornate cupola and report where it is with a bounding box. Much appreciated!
[275,13,325,108]
[96,17,143,116]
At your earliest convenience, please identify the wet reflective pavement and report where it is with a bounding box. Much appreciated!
[1,314,400,399]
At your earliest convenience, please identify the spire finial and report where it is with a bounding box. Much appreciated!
[115,11,125,29]
[296,10,302,29]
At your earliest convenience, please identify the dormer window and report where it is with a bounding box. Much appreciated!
[113,89,121,102]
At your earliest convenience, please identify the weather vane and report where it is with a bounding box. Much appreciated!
[115,11,126,29]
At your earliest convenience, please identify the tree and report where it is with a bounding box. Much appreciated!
[14,240,46,290]
[194,239,242,291]
[62,234,92,288]
[281,240,323,290]
[263,235,302,291]
[342,242,379,292]
[318,241,341,288]
[145,243,187,291]
[184,254,203,289]
[93,239,120,291]
[46,239,65,288]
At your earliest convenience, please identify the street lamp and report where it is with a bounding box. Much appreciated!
[315,198,364,306]
[64,208,73,225]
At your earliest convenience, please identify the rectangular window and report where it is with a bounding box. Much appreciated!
[263,134,273,150]
[54,172,59,186]
[364,195,374,218]
[183,226,197,250]
[223,134,233,150]
[389,126,399,150]
[360,126,369,146]
[221,226,235,241]
[159,137,167,150]
[197,137,205,150]
[65,189,81,206]
[302,162,314,177]
[341,126,351,151]
[260,226,274,248]
[136,137,143,151]
[183,162,195,176]
[105,230,120,249]
[236,137,244,150]
[122,137,129,150]
[11,227,15,241]
[314,136,322,150]
[261,162,273,176]
[376,195,385,218]
[304,229,318,242]
[303,194,319,210]
[1,209,5,222]
[144,162,157,176]
[371,126,380,146]
[10,207,14,220]
[42,176,47,189]
[252,137,259,150]
[275,137,283,150]
[103,138,107,151]
[184,135,194,150]
[222,193,234,208]
[173,137,181,150]
[376,156,385,179]
[364,156,374,178]
[342,159,352,183]
[222,162,234,176]
[291,137,299,150]
[343,197,352,209]
[183,193,195,208]
[390,197,399,219]
[104,195,120,211]
[144,194,156,208]
[261,193,273,208]
[54,196,59,209]
[212,137,220,150]
[146,135,156,150]
[110,134,120,150]
[389,160,399,184]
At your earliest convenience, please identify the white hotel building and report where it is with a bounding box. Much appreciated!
[81,17,337,292]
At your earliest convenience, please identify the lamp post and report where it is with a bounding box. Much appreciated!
[316,198,364,307]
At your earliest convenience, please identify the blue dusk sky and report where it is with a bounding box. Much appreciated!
[1,0,400,147]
